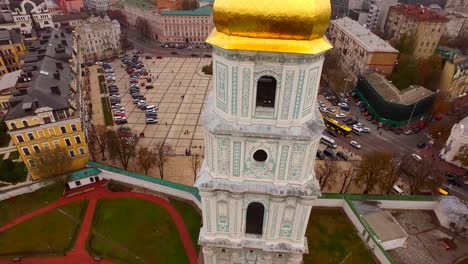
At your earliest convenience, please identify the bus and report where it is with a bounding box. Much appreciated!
[321,135,338,148]
[322,114,352,137]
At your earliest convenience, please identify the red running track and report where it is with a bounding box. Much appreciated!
[0,183,198,264]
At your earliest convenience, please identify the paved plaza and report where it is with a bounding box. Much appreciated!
[110,57,212,155]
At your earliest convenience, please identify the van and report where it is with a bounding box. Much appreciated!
[352,127,362,136]
[391,185,404,195]
[437,187,449,196]
[323,148,337,160]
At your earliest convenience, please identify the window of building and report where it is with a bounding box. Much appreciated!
[48,128,55,135]
[53,140,60,148]
[10,122,16,129]
[245,202,264,235]
[90,177,95,182]
[42,142,50,150]
[33,145,40,153]
[27,132,34,140]
[253,149,268,162]
[38,130,45,138]
[78,147,85,155]
[255,76,277,108]
[65,138,71,146]
[28,159,35,167]
[71,124,77,131]
[68,149,76,158]
[16,135,24,143]
[22,120,28,127]
[22,147,31,156]
[75,180,81,186]
[60,126,67,133]
[74,136,82,144]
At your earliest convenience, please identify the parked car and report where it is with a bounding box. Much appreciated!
[115,119,128,125]
[146,117,158,124]
[411,153,422,161]
[146,85,154,89]
[446,172,461,187]
[335,113,346,118]
[338,102,348,107]
[327,129,338,137]
[361,127,371,133]
[316,150,325,160]
[337,151,348,161]
[349,140,361,149]
[324,148,337,160]
[417,142,426,149]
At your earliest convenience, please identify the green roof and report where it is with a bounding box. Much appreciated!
[69,167,101,182]
[123,0,154,10]
[161,5,212,16]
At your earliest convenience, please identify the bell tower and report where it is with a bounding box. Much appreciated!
[195,0,333,263]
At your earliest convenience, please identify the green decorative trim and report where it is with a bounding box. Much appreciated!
[214,49,323,64]
[279,223,292,238]
[243,140,278,179]
[216,137,231,176]
[293,70,305,119]
[205,199,212,232]
[233,142,241,177]
[296,207,308,240]
[287,143,307,180]
[270,204,279,238]
[320,193,438,201]
[302,67,320,114]
[241,68,251,117]
[277,145,289,181]
[281,70,295,120]
[231,66,238,115]
[215,61,228,113]
[216,201,230,232]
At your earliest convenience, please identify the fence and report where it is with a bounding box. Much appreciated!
[0,180,54,202]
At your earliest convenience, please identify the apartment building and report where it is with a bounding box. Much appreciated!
[439,55,468,100]
[75,16,121,62]
[4,28,89,180]
[56,0,84,14]
[385,4,448,58]
[444,11,468,39]
[348,0,398,32]
[0,28,25,75]
[85,0,110,12]
[328,17,399,85]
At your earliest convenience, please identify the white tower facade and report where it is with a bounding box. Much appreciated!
[195,0,333,263]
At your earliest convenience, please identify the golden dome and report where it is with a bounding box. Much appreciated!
[206,0,333,55]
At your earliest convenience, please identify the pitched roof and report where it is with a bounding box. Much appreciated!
[52,13,90,23]
[390,4,449,22]
[161,5,212,16]
[69,168,101,181]
[0,70,21,92]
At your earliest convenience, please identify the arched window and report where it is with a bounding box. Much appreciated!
[10,123,16,130]
[246,202,265,235]
[22,120,28,127]
[256,76,277,108]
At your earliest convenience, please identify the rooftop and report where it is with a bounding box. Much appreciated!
[0,29,23,45]
[0,70,21,92]
[69,167,101,182]
[363,211,408,242]
[122,0,155,10]
[364,72,434,105]
[331,17,398,53]
[75,16,120,33]
[161,5,213,16]
[390,4,449,22]
[52,13,90,23]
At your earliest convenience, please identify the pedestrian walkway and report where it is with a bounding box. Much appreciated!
[0,181,197,264]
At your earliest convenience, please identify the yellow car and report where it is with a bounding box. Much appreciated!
[437,188,449,196]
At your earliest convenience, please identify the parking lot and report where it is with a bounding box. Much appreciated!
[106,56,212,155]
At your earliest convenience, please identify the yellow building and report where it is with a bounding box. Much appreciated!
[439,56,468,100]
[4,28,88,180]
[385,4,448,59]
[0,29,26,75]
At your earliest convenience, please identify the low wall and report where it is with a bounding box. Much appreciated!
[99,169,201,209]
[0,180,54,202]
[377,200,438,210]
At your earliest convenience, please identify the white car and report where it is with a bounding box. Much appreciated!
[146,117,158,124]
[319,107,328,112]
[342,98,348,103]
[411,154,422,161]
[338,102,348,107]
[319,101,325,107]
[107,76,116,81]
[404,130,414,135]
[327,107,335,113]
[335,113,346,118]
[355,122,363,128]
[362,127,371,133]
[350,141,361,149]
[95,61,103,65]
[114,116,127,121]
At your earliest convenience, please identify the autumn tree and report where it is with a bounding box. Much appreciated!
[397,33,416,54]
[429,121,453,144]
[453,145,468,167]
[137,146,156,175]
[106,131,139,170]
[322,53,347,93]
[339,161,357,193]
[89,124,109,160]
[154,141,174,179]
[402,155,443,194]
[315,160,341,190]
[191,153,202,182]
[377,153,403,194]
[355,152,392,194]
[391,54,417,90]
[135,17,150,39]
[430,91,451,119]
[182,0,199,10]
[31,146,73,179]
[415,55,443,91]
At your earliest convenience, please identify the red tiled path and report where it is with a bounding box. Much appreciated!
[0,182,198,264]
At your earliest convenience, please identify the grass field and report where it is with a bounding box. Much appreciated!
[88,198,189,264]
[9,151,19,160]
[0,184,63,226]
[170,199,201,252]
[101,97,114,126]
[0,200,87,257]
[304,208,375,264]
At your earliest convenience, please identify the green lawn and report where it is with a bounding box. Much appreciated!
[170,199,201,252]
[101,97,114,126]
[0,184,64,226]
[88,198,189,264]
[304,208,375,264]
[0,200,87,257]
[9,151,19,160]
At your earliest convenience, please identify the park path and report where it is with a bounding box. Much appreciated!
[0,182,197,264]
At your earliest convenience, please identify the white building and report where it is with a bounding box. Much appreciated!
[76,16,121,62]
[348,0,398,32]
[85,0,110,13]
[195,0,332,263]
[5,0,54,34]
[444,11,468,39]
[441,116,468,169]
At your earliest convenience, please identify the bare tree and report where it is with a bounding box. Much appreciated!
[106,131,139,170]
[315,160,341,190]
[355,152,391,194]
[191,153,202,182]
[453,145,468,167]
[378,153,403,194]
[31,146,73,180]
[449,199,468,242]
[89,124,109,160]
[154,141,174,179]
[402,155,443,194]
[137,146,156,175]
[340,161,357,193]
